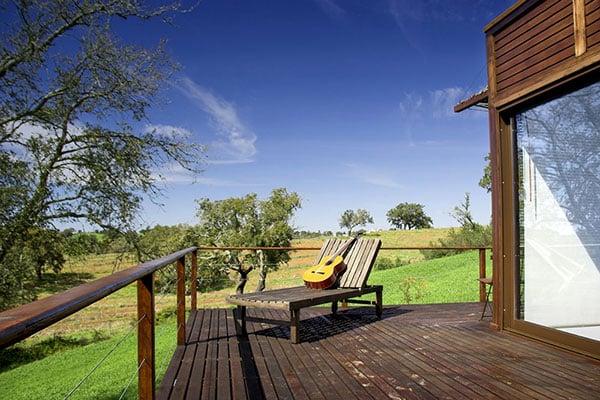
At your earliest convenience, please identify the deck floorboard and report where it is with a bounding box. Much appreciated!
[158,303,600,399]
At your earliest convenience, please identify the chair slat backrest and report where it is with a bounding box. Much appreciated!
[312,238,381,289]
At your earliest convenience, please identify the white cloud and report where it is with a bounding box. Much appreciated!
[399,87,470,120]
[344,162,402,189]
[313,0,346,20]
[153,163,195,184]
[388,0,503,24]
[153,163,261,187]
[177,77,257,163]
[431,87,465,118]
[398,92,424,119]
[144,124,193,139]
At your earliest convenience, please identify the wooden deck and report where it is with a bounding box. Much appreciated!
[158,303,600,399]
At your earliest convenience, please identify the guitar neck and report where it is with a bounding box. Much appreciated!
[325,234,361,264]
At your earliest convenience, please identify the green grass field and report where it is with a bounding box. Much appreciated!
[0,229,491,399]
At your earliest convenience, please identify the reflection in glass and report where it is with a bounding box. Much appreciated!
[515,81,600,341]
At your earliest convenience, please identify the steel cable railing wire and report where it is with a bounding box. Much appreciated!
[63,316,144,399]
[153,264,181,383]
[119,358,145,400]
[63,263,182,399]
[64,257,292,398]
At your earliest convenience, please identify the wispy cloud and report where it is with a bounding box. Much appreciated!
[313,0,346,20]
[396,86,484,146]
[388,0,506,24]
[398,87,470,120]
[178,77,257,164]
[398,92,424,119]
[144,124,193,139]
[154,163,196,184]
[431,87,465,118]
[154,163,262,187]
[344,162,402,188]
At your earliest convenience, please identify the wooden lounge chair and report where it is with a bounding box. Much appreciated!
[226,238,382,343]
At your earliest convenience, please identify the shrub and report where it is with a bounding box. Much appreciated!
[422,224,492,260]
[373,256,410,271]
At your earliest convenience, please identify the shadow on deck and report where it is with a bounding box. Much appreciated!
[158,303,600,399]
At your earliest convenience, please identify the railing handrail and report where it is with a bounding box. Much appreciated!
[197,245,492,251]
[0,246,197,349]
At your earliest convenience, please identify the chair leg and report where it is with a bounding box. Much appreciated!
[290,308,300,344]
[235,306,247,336]
[480,284,492,320]
[331,300,338,316]
[375,287,383,319]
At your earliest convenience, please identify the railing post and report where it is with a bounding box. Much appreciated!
[191,250,198,311]
[137,274,155,400]
[479,248,487,302]
[176,255,186,346]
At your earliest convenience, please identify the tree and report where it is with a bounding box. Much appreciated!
[450,193,478,230]
[0,1,205,309]
[339,209,373,235]
[479,154,492,193]
[193,188,301,293]
[423,193,491,260]
[386,203,433,230]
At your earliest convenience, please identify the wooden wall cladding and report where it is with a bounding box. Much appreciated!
[493,0,574,98]
[586,0,600,48]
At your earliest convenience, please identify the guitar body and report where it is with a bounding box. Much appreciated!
[302,255,347,290]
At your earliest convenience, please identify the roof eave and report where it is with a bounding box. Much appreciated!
[454,89,489,113]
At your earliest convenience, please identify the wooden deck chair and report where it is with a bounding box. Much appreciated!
[226,238,382,343]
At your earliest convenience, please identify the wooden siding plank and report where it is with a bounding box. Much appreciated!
[586,1,600,49]
[495,1,574,87]
[494,0,566,54]
[495,15,572,79]
[495,43,576,101]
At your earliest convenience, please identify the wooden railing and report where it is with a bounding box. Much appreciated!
[0,245,490,399]
[197,245,492,302]
[0,246,199,399]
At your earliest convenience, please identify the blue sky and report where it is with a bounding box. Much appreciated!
[133,0,514,232]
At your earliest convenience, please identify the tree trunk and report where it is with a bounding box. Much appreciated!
[255,250,267,292]
[236,269,250,294]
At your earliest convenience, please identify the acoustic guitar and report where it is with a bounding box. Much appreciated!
[303,234,361,290]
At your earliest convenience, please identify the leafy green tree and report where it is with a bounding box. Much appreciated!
[192,188,301,293]
[479,154,492,193]
[386,203,433,230]
[138,225,191,261]
[423,193,492,260]
[0,1,205,310]
[339,209,373,235]
[64,232,104,257]
[450,192,478,229]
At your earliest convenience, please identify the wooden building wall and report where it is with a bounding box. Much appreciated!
[487,0,600,109]
[484,0,600,359]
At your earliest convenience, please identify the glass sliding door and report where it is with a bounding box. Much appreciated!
[514,81,600,342]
